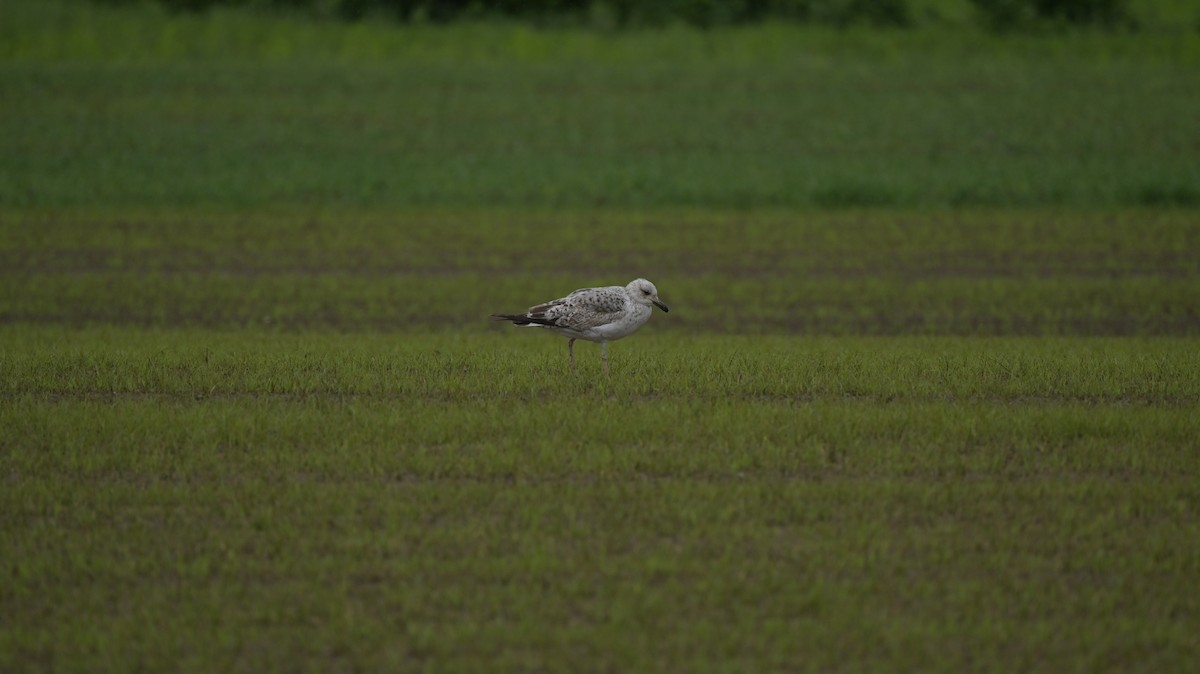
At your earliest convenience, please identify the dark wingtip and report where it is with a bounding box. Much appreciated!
[492,313,557,327]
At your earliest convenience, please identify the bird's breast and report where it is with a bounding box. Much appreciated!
[585,303,652,341]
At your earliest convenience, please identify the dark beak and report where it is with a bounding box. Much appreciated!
[653,300,669,313]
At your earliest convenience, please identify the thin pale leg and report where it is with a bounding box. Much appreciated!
[601,341,609,375]
[568,338,576,372]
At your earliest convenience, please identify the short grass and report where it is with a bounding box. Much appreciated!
[3,327,1199,673]
[3,2,1199,670]
[3,210,1198,335]
[3,206,1200,672]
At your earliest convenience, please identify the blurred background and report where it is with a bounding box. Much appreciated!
[43,0,1200,31]
[5,0,1198,210]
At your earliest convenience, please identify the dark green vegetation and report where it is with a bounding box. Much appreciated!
[3,59,1198,210]
[3,1,1200,210]
[92,0,1200,31]
[3,0,1200,671]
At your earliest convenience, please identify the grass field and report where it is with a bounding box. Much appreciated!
[3,2,1200,210]
[4,209,1199,671]
[3,210,1199,335]
[3,0,1200,671]
[4,57,1198,210]
[3,327,1200,672]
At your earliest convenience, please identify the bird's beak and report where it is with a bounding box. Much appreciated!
[653,299,669,313]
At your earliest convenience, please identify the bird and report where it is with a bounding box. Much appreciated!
[492,278,670,374]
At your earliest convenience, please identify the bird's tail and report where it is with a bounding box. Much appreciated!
[491,313,557,327]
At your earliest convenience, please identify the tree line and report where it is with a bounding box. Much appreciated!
[93,0,1145,30]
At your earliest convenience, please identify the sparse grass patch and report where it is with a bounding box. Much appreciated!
[1131,183,1200,207]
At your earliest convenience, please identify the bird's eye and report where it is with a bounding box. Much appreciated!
[643,289,651,294]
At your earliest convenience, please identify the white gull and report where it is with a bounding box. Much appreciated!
[492,278,670,373]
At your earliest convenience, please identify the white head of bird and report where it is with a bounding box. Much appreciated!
[628,278,670,313]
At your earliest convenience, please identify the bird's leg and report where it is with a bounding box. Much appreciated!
[601,341,608,375]
[568,338,576,373]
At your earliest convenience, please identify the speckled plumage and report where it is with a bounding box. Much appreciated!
[492,278,669,373]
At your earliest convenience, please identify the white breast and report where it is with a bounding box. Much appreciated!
[581,302,652,342]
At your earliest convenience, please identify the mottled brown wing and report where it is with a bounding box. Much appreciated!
[541,286,626,331]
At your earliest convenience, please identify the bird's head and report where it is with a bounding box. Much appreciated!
[628,278,669,313]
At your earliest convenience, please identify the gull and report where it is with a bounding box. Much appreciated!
[492,278,670,374]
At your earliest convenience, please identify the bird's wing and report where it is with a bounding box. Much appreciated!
[533,286,626,331]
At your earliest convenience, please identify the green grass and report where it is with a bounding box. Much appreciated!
[3,210,1198,334]
[3,1,1200,670]
[2,1,1199,210]
[3,59,1196,210]
[2,207,1199,670]
[3,327,1199,672]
